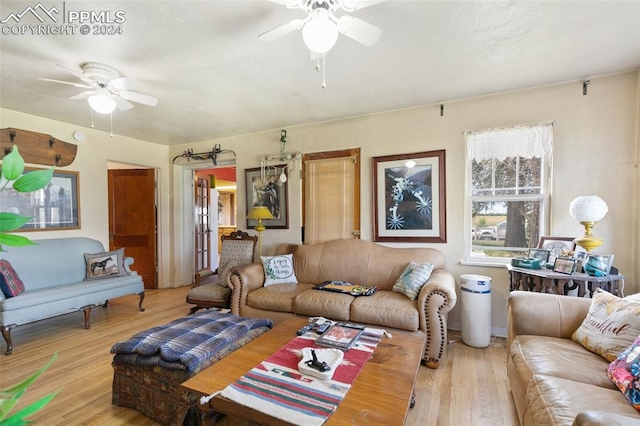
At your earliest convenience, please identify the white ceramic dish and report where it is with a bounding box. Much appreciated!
[298,347,344,380]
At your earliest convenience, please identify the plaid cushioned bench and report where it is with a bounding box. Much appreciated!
[111,311,272,425]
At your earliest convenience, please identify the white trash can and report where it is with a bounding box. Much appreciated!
[460,274,492,348]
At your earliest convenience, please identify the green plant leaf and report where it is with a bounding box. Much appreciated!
[12,168,54,193]
[0,399,19,421]
[0,146,25,181]
[0,391,58,425]
[0,234,35,252]
[0,213,31,232]
[0,353,57,399]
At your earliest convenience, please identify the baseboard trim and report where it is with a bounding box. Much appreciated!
[448,321,507,339]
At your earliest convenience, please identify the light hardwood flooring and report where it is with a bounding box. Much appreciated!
[0,286,518,425]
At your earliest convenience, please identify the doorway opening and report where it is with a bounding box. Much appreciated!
[193,166,237,280]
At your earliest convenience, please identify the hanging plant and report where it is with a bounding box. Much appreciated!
[0,146,54,251]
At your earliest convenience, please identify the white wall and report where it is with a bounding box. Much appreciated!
[169,71,640,334]
[0,109,173,287]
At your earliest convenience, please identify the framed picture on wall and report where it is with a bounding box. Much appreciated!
[1,168,80,231]
[245,166,289,229]
[372,150,446,243]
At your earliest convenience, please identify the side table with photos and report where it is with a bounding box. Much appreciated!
[506,264,625,297]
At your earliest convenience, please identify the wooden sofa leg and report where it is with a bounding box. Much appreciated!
[2,325,15,355]
[82,305,92,329]
[103,300,109,308]
[423,359,440,369]
[138,291,146,312]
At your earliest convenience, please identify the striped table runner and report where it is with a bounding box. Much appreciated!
[220,331,382,425]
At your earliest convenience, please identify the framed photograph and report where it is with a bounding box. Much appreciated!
[537,237,576,264]
[1,168,80,231]
[245,166,288,229]
[528,248,551,263]
[373,150,446,243]
[553,257,577,275]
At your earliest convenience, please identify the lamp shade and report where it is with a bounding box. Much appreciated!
[88,93,116,114]
[569,196,608,222]
[247,206,274,220]
[302,8,338,53]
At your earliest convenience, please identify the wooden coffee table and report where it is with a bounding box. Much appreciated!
[182,317,426,425]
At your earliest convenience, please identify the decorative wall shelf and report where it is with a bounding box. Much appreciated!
[0,128,77,167]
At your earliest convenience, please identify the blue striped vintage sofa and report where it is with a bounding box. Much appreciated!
[0,237,145,355]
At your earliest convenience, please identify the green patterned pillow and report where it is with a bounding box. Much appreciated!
[261,254,298,286]
[392,262,434,300]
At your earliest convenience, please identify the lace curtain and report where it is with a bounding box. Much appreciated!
[466,123,553,162]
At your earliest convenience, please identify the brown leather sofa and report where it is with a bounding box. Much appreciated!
[228,239,457,368]
[507,291,640,425]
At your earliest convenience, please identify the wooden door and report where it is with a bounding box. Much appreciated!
[108,169,157,288]
[194,174,211,274]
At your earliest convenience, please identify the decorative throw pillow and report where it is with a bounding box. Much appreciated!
[261,254,298,286]
[626,292,640,303]
[0,259,25,298]
[607,334,640,411]
[84,248,126,280]
[572,288,640,361]
[392,262,434,300]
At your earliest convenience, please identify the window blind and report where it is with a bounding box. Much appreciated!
[304,156,355,245]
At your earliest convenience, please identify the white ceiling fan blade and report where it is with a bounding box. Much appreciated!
[109,76,138,91]
[340,0,386,12]
[120,91,158,107]
[67,91,95,100]
[267,0,303,8]
[338,15,382,47]
[113,96,134,111]
[258,19,304,42]
[37,77,91,89]
[55,63,84,79]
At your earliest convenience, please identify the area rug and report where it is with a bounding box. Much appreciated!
[220,330,382,426]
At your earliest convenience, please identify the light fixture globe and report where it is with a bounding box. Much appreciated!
[569,196,608,252]
[569,196,608,222]
[88,93,116,114]
[302,8,338,53]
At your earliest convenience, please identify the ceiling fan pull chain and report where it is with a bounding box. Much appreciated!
[110,112,114,138]
[90,108,95,129]
[321,53,327,90]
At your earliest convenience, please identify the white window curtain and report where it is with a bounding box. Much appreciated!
[466,123,554,162]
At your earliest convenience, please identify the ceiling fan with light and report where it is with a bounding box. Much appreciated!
[37,62,158,115]
[259,0,385,54]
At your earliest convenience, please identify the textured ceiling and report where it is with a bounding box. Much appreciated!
[0,0,639,146]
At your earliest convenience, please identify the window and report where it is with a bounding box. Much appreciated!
[465,124,553,263]
[303,148,360,245]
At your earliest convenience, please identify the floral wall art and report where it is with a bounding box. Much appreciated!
[373,150,446,243]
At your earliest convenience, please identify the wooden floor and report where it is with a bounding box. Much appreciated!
[0,286,518,425]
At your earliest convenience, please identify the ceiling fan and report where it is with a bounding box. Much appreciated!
[37,62,158,114]
[259,0,385,54]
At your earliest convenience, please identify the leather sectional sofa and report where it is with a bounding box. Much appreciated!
[507,291,640,425]
[228,238,457,368]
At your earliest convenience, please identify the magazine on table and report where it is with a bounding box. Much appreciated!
[315,322,365,351]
